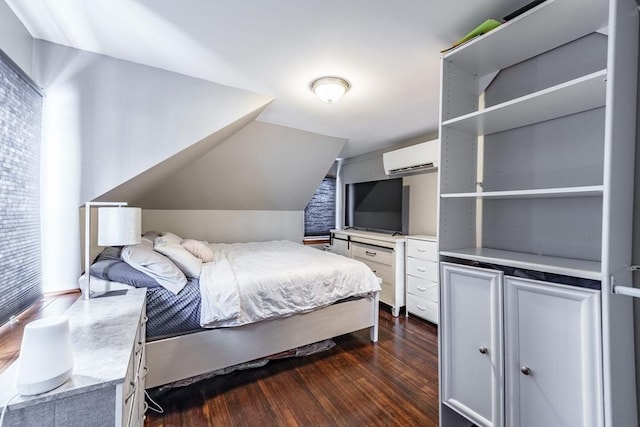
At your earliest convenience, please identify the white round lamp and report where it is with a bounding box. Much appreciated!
[15,316,73,395]
[310,76,351,103]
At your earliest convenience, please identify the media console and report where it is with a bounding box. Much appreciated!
[330,229,405,316]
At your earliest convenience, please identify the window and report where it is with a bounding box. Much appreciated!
[304,177,336,237]
[0,50,44,326]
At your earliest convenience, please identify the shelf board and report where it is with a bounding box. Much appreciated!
[441,185,604,200]
[442,70,607,136]
[439,247,602,280]
[443,0,608,77]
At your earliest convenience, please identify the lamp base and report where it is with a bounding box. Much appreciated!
[16,368,72,396]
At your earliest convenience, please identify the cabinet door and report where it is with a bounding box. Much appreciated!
[441,263,504,427]
[331,238,350,257]
[504,277,602,427]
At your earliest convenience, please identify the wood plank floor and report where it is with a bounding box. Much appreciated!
[0,292,81,374]
[145,307,439,427]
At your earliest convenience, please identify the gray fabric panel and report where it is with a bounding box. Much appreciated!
[146,277,202,340]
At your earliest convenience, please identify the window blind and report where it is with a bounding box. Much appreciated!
[304,177,336,237]
[0,49,44,326]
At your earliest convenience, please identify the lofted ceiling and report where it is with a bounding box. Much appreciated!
[6,0,527,159]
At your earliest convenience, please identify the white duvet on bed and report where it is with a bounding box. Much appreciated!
[199,240,381,328]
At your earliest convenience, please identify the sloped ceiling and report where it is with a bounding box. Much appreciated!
[136,121,346,210]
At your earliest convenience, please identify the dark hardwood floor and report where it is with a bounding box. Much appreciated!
[145,307,439,427]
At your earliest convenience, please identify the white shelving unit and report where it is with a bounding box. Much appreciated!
[437,0,638,425]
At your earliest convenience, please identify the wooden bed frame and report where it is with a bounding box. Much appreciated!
[145,292,380,389]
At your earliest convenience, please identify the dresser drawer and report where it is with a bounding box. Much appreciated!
[407,275,439,302]
[407,295,439,323]
[406,257,438,282]
[351,243,394,266]
[407,239,437,261]
[354,257,394,283]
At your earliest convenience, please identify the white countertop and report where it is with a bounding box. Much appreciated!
[0,288,146,410]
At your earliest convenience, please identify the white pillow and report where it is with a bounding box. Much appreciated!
[154,242,203,278]
[181,239,215,263]
[156,232,182,246]
[121,244,186,294]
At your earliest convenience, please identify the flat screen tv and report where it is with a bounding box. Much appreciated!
[345,178,407,234]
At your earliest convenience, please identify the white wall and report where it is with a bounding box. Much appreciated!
[339,132,439,236]
[0,1,33,76]
[32,41,272,292]
[136,121,346,210]
[142,210,304,243]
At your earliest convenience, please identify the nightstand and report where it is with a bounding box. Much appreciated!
[0,288,147,427]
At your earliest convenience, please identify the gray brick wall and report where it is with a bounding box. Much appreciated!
[304,177,336,237]
[0,52,43,325]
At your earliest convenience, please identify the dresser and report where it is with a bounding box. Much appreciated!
[0,289,147,427]
[405,235,438,323]
[330,229,406,316]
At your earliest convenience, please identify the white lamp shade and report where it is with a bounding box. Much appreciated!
[98,207,141,246]
[16,316,73,395]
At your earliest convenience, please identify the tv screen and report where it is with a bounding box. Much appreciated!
[345,178,405,234]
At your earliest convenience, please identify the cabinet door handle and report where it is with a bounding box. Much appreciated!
[417,267,427,272]
[365,251,377,257]
[416,304,426,311]
[520,366,532,376]
[417,248,427,252]
[416,286,428,292]
[478,346,488,354]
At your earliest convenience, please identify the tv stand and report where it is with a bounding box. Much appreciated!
[330,229,406,316]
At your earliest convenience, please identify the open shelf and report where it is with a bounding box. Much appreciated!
[443,0,608,77]
[440,185,603,200]
[439,247,602,280]
[441,70,607,136]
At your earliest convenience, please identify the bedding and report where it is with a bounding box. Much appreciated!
[121,244,187,294]
[91,239,380,339]
[199,240,381,328]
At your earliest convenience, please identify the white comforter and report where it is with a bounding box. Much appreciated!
[199,240,381,328]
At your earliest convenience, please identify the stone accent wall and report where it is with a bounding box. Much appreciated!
[0,52,43,325]
[304,177,336,237]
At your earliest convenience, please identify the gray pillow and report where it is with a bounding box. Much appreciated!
[90,259,160,288]
[121,244,187,294]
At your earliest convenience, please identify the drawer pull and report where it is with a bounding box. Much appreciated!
[140,366,149,379]
[478,346,488,355]
[124,382,136,403]
[417,248,427,252]
[520,366,532,376]
[416,286,428,292]
[416,304,427,311]
[365,251,377,257]
[141,316,149,325]
[417,267,427,272]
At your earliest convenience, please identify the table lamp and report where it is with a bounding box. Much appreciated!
[84,202,141,299]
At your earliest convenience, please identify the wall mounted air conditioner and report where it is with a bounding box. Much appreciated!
[383,139,439,175]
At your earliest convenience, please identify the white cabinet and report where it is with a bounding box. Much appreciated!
[441,263,602,427]
[504,277,602,427]
[440,263,503,427]
[438,0,638,425]
[0,289,147,427]
[405,236,439,323]
[330,229,405,316]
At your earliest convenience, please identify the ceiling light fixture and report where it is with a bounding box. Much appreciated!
[310,76,351,104]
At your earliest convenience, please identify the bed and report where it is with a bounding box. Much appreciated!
[86,237,381,389]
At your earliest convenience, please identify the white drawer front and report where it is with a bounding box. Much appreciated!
[407,275,439,302]
[351,243,394,266]
[407,239,437,261]
[407,295,438,323]
[354,257,394,283]
[406,257,438,281]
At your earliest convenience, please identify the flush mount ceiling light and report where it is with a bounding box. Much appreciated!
[310,76,351,103]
